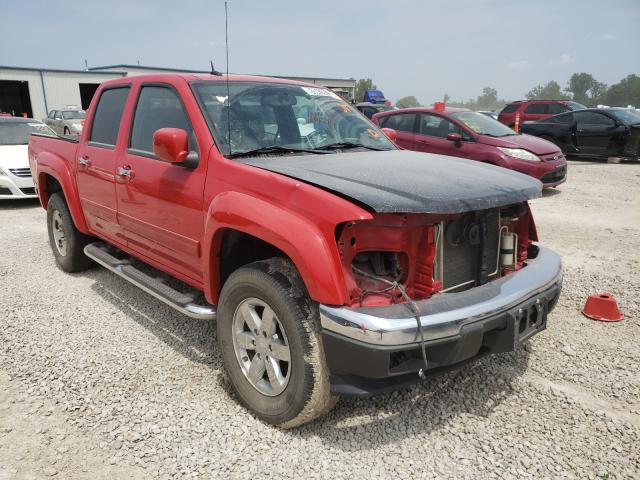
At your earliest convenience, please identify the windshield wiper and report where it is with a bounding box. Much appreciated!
[314,142,386,151]
[227,145,331,159]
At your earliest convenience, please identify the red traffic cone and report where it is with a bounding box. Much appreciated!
[582,293,624,322]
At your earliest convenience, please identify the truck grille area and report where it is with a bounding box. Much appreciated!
[438,210,500,292]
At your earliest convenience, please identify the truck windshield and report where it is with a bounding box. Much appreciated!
[193,81,395,157]
[61,111,86,120]
[450,111,517,137]
[0,122,56,145]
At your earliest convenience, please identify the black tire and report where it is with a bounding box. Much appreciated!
[217,258,337,428]
[47,193,93,272]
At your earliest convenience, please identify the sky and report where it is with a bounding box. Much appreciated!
[1,0,639,103]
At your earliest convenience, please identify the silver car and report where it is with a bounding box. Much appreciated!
[44,109,86,135]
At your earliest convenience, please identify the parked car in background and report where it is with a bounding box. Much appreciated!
[373,107,567,187]
[44,108,86,135]
[29,73,562,427]
[0,117,55,199]
[520,108,640,160]
[362,89,388,104]
[498,100,586,127]
[355,102,394,119]
[478,111,499,120]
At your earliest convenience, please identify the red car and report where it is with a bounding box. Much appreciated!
[29,75,562,427]
[373,107,567,187]
[498,100,585,127]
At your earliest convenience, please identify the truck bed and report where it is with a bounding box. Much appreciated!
[29,133,79,178]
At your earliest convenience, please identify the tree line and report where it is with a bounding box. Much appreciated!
[356,73,640,111]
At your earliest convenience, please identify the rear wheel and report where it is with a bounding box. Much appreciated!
[217,258,337,428]
[47,193,93,272]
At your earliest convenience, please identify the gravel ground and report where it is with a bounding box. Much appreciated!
[1,159,639,479]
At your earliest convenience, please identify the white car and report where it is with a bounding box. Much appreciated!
[0,117,56,199]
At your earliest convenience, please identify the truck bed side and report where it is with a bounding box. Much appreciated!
[28,134,89,233]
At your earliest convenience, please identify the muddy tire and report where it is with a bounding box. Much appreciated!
[217,258,337,428]
[47,193,93,272]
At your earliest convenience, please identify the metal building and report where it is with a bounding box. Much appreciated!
[0,64,356,121]
[0,66,125,120]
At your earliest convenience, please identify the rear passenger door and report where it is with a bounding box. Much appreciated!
[379,113,417,149]
[115,83,207,281]
[76,86,130,245]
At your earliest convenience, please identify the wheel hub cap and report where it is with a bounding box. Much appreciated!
[232,298,291,396]
[51,210,67,256]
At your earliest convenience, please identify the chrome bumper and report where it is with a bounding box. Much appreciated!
[320,246,562,347]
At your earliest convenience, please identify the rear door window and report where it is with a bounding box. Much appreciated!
[129,85,192,155]
[574,111,615,127]
[547,103,568,115]
[89,87,130,147]
[381,113,416,133]
[524,104,547,114]
[550,113,574,124]
[500,104,520,114]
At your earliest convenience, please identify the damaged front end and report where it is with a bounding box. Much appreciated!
[322,201,562,396]
[336,202,538,308]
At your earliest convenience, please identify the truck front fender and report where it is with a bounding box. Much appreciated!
[36,152,89,234]
[203,191,349,306]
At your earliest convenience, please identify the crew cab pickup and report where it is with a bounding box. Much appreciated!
[29,74,562,428]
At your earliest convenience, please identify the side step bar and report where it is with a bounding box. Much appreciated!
[84,242,217,320]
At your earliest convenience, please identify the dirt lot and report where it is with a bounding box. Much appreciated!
[1,160,638,479]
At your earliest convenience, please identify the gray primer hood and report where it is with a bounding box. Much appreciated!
[238,150,542,214]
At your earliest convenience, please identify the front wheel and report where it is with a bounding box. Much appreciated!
[217,258,337,428]
[47,193,93,272]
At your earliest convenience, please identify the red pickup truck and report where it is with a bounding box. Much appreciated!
[29,74,562,428]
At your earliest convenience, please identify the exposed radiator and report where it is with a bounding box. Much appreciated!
[437,209,501,292]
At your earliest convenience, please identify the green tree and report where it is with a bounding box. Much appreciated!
[604,74,640,107]
[566,72,608,106]
[396,96,421,108]
[445,87,506,111]
[476,87,498,110]
[355,78,376,103]
[525,81,570,100]
[589,81,608,105]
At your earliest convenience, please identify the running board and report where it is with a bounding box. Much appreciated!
[84,242,216,320]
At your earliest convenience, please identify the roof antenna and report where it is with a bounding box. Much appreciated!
[225,0,231,154]
[210,60,222,76]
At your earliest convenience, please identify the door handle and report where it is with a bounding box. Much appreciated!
[78,155,90,167]
[116,166,134,179]
[418,139,430,144]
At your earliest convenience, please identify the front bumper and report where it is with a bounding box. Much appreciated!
[320,246,562,396]
[0,170,36,199]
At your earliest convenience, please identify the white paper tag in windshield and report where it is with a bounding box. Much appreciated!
[301,87,340,99]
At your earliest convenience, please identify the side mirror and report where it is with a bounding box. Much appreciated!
[381,127,398,142]
[153,128,189,163]
[447,132,462,143]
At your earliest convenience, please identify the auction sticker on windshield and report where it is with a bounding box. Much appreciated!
[301,87,340,99]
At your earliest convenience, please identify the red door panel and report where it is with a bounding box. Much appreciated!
[116,154,206,279]
[114,83,207,282]
[76,86,131,245]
